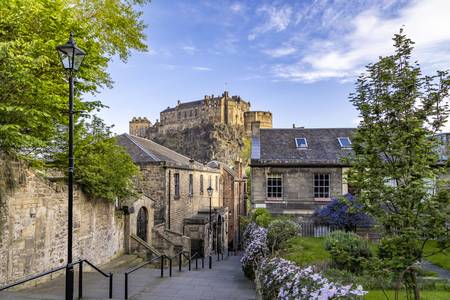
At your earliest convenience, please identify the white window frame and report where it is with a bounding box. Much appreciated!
[267,174,283,200]
[295,138,308,148]
[337,137,352,148]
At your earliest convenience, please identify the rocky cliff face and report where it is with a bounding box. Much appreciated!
[151,123,246,164]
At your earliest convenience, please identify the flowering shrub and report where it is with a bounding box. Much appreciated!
[314,194,372,231]
[258,257,367,300]
[241,222,269,279]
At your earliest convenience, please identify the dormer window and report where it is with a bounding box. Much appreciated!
[338,137,352,148]
[295,138,308,148]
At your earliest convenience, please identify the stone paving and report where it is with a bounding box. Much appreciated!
[0,254,255,300]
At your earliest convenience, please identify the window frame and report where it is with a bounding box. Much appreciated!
[266,174,283,200]
[314,173,331,200]
[188,174,194,196]
[295,138,308,149]
[337,137,352,148]
[174,173,180,199]
[200,174,204,194]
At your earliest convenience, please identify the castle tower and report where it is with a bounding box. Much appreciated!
[244,111,273,135]
[129,117,151,137]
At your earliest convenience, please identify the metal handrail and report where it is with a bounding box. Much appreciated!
[0,264,68,291]
[124,254,165,299]
[0,259,113,299]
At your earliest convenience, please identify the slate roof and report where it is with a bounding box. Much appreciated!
[252,128,356,166]
[161,100,206,113]
[116,133,217,171]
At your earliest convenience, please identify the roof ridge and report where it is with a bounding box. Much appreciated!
[127,133,195,163]
[125,134,161,161]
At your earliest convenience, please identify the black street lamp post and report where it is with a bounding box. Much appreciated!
[207,186,213,232]
[56,33,86,300]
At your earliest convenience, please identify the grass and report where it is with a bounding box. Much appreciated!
[280,237,330,267]
[423,241,450,271]
[365,290,450,300]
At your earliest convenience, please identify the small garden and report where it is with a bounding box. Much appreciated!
[240,207,450,300]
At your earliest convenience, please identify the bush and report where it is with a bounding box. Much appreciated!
[325,231,372,273]
[267,219,300,252]
[314,194,372,231]
[257,257,367,299]
[251,208,272,227]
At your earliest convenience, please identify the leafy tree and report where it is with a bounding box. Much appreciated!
[49,116,139,201]
[348,29,450,299]
[0,0,148,200]
[314,194,372,231]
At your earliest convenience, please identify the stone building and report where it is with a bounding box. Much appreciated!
[127,92,272,163]
[116,133,229,257]
[207,160,246,252]
[250,122,355,219]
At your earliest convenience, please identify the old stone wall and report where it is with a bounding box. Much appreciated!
[164,167,221,234]
[251,166,345,216]
[244,111,273,135]
[136,164,166,225]
[0,164,124,286]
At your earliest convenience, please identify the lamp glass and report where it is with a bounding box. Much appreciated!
[207,186,213,197]
[57,40,85,71]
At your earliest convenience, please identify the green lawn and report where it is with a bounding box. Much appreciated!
[424,241,450,271]
[280,237,330,267]
[365,290,450,300]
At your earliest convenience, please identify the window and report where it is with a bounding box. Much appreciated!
[338,137,352,148]
[184,111,187,118]
[189,110,193,117]
[209,175,212,189]
[177,112,181,119]
[267,174,283,199]
[295,138,308,148]
[200,175,204,194]
[174,173,180,198]
[314,174,330,198]
[189,174,193,196]
[215,176,218,191]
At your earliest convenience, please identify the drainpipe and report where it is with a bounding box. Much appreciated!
[168,169,171,230]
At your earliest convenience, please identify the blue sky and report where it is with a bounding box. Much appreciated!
[94,0,450,134]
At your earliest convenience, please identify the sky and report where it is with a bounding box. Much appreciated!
[93,0,450,134]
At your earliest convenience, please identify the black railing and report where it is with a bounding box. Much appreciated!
[123,251,212,299]
[0,259,113,299]
[76,259,113,299]
[124,255,164,299]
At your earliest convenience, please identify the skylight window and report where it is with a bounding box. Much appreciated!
[295,138,308,148]
[338,137,352,148]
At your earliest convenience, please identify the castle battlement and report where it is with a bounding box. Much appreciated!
[129,91,272,138]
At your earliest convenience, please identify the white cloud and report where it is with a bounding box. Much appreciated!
[263,46,296,58]
[193,66,212,71]
[230,3,243,13]
[181,45,197,55]
[273,0,450,82]
[248,4,292,40]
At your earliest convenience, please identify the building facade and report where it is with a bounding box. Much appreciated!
[250,122,355,219]
[117,134,229,257]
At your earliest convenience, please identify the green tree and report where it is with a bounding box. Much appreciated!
[0,0,148,200]
[348,29,449,300]
[49,116,139,201]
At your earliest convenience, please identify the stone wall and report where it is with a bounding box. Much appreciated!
[251,166,345,217]
[0,164,124,286]
[244,111,273,135]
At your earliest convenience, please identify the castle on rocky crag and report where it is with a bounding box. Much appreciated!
[129,91,272,163]
[130,91,272,138]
